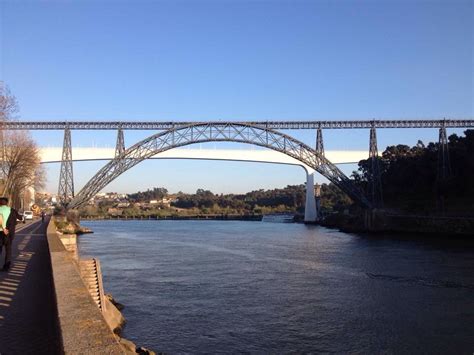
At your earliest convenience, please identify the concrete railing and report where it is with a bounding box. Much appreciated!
[46,220,125,354]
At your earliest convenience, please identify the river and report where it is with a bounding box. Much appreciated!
[78,220,474,354]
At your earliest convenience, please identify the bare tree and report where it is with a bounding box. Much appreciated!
[0,82,45,208]
[0,81,18,122]
[1,131,41,194]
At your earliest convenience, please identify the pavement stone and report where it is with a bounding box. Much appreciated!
[0,217,62,354]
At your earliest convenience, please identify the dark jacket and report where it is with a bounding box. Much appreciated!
[6,208,22,236]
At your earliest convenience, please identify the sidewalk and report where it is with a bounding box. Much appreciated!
[0,217,62,354]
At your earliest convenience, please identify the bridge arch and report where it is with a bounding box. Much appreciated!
[69,123,371,209]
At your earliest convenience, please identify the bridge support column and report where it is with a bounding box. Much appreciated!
[303,127,323,223]
[437,123,451,181]
[115,126,125,158]
[304,170,318,223]
[58,127,74,206]
[437,122,451,213]
[316,127,324,156]
[315,183,322,219]
[368,124,383,208]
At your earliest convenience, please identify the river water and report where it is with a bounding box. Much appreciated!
[78,220,474,354]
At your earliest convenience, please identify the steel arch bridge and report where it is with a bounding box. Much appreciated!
[68,122,371,209]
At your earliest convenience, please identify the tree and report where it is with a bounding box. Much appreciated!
[0,82,45,208]
[352,130,474,214]
[0,82,18,121]
[128,187,168,201]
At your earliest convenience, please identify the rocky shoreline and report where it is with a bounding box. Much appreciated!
[105,294,156,355]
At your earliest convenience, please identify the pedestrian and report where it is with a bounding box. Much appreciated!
[0,197,22,271]
[0,212,4,261]
[41,211,45,223]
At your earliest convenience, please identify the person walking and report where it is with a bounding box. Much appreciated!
[0,212,3,263]
[0,197,22,271]
[41,211,45,223]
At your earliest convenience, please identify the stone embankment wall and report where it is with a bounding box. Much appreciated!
[322,210,474,236]
[46,220,132,354]
[382,214,474,235]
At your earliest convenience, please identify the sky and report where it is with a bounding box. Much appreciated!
[0,0,472,194]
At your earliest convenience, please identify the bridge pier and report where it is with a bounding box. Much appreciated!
[316,127,324,156]
[437,122,451,213]
[368,124,383,207]
[304,170,318,223]
[437,122,451,180]
[115,126,125,158]
[58,126,74,206]
[303,127,324,223]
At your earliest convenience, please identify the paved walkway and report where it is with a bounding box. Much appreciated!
[0,218,62,354]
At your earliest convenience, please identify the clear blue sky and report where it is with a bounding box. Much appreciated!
[1,0,472,194]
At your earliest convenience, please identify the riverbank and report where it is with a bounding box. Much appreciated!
[77,209,474,236]
[48,217,156,354]
[321,211,474,236]
[81,213,263,221]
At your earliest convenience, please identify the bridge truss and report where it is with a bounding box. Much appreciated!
[1,119,473,130]
[2,118,472,211]
[68,123,371,209]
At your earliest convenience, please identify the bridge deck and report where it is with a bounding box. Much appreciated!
[2,119,473,130]
[39,147,368,169]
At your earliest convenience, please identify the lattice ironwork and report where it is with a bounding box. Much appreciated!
[436,123,451,213]
[115,126,125,158]
[58,127,74,205]
[68,123,372,209]
[368,126,383,207]
[0,119,472,130]
[316,127,324,156]
[437,124,451,181]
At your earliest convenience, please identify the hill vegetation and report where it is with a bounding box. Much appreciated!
[353,129,474,215]
[79,183,353,218]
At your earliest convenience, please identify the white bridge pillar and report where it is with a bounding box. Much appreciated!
[304,170,318,223]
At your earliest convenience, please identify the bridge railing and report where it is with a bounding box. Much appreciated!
[1,119,473,130]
